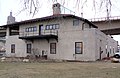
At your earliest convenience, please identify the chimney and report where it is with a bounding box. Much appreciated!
[52,3,61,15]
[7,12,15,24]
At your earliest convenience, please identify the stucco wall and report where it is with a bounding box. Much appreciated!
[0,40,5,51]
[5,35,26,57]
[5,17,118,61]
[94,29,118,60]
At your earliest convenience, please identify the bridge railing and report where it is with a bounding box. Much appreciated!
[89,16,120,22]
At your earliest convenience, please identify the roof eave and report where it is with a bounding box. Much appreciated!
[0,14,98,28]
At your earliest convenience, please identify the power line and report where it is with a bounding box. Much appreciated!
[60,4,75,15]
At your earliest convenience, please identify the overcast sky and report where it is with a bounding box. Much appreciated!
[0,0,120,44]
[0,0,120,25]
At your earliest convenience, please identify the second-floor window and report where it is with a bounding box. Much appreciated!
[73,19,80,26]
[46,24,59,30]
[25,27,37,32]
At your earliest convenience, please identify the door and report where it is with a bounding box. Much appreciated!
[99,40,102,60]
[107,52,109,57]
[99,47,102,60]
[39,25,43,35]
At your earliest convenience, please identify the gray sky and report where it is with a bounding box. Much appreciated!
[0,0,120,44]
[0,0,120,25]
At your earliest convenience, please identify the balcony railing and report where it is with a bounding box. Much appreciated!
[19,30,58,37]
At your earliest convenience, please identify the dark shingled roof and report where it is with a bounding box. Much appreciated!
[1,14,98,28]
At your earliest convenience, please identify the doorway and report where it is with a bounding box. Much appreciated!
[99,47,102,60]
[39,25,43,35]
[107,52,109,57]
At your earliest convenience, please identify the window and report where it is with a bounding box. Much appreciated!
[50,25,53,29]
[55,24,59,29]
[29,28,32,32]
[75,42,83,54]
[33,27,37,31]
[73,19,79,26]
[25,28,29,32]
[11,44,15,53]
[53,24,56,29]
[46,24,59,30]
[31,27,34,32]
[110,49,111,54]
[27,44,32,53]
[110,46,111,54]
[50,43,56,54]
[46,25,50,30]
[25,27,37,32]
[106,45,107,54]
[113,48,114,53]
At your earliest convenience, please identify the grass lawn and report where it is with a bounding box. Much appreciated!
[0,62,120,78]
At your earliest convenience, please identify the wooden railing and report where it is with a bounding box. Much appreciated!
[19,30,58,37]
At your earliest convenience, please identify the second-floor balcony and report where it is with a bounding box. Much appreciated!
[19,30,58,42]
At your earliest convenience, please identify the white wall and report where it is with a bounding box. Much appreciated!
[5,17,118,61]
[0,40,5,51]
[94,29,118,60]
[5,35,26,57]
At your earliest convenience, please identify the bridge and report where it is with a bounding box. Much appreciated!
[89,16,120,35]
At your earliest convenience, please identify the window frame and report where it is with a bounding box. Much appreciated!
[55,24,59,29]
[45,24,59,30]
[113,47,114,53]
[75,42,83,54]
[106,45,108,54]
[50,43,56,54]
[27,43,32,53]
[33,26,37,32]
[11,44,15,53]
[25,26,37,32]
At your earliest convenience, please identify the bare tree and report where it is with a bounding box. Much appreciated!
[18,0,112,19]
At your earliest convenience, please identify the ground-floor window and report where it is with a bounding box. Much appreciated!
[113,48,114,54]
[75,42,83,54]
[50,43,56,54]
[106,45,107,54]
[27,43,32,53]
[11,44,15,53]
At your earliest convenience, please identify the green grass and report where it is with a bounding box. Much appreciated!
[0,62,120,78]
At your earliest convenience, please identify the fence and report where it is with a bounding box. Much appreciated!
[89,16,120,22]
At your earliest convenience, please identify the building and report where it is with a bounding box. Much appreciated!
[0,3,118,61]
